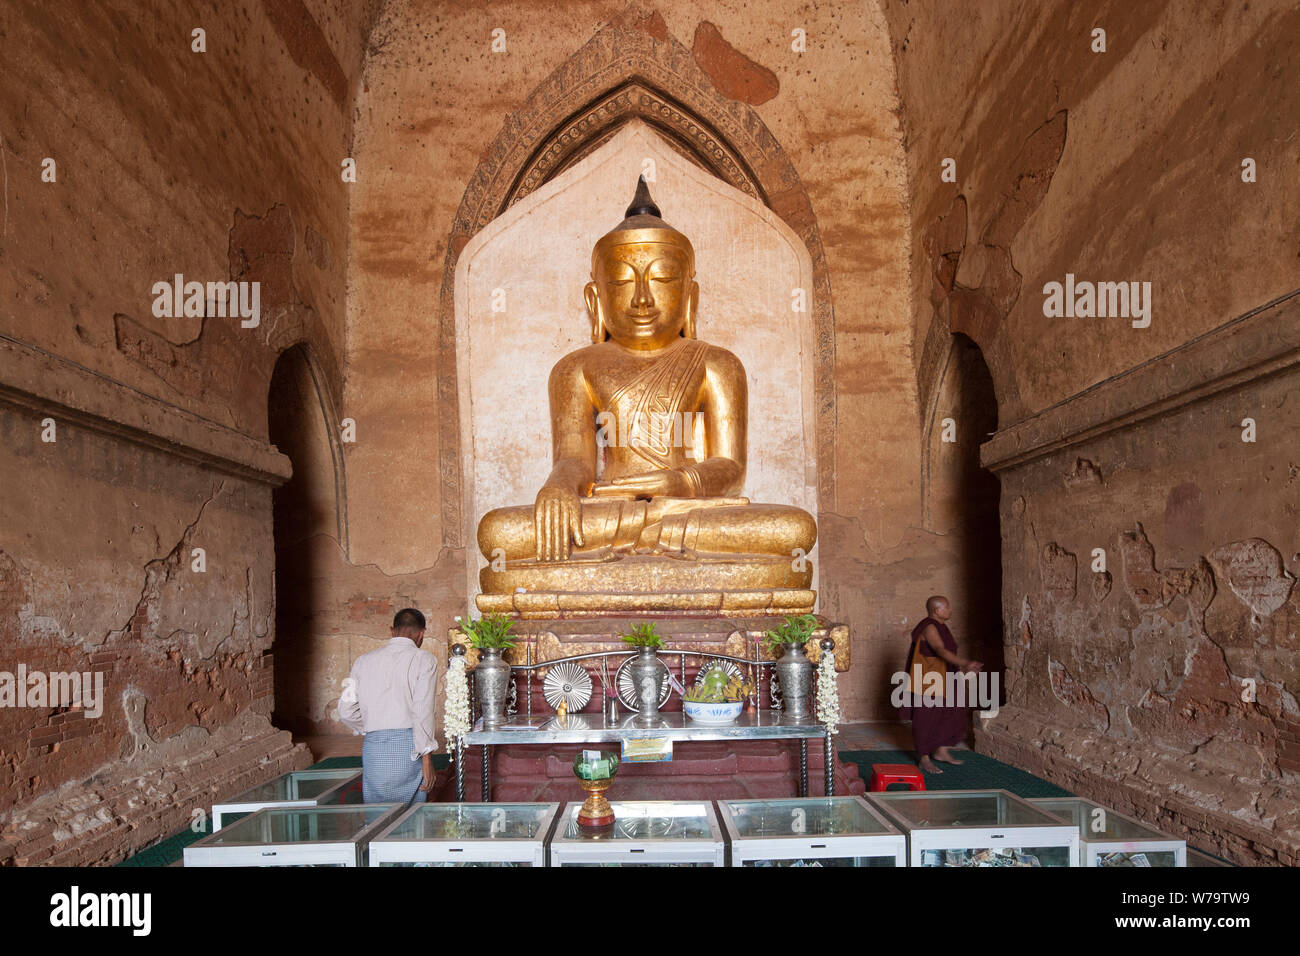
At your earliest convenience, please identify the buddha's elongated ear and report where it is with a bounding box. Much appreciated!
[584,281,605,343]
[683,280,700,338]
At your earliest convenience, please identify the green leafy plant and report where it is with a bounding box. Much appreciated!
[682,665,752,703]
[455,613,516,649]
[764,613,818,651]
[620,621,664,649]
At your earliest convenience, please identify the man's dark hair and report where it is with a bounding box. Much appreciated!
[392,607,426,631]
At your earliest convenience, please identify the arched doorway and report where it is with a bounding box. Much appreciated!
[267,344,345,736]
[924,332,1005,689]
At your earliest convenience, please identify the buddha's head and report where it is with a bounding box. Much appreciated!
[586,177,699,350]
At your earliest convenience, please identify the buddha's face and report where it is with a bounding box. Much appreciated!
[586,240,698,350]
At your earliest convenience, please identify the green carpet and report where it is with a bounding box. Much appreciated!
[116,754,448,867]
[116,815,213,867]
[839,748,1074,798]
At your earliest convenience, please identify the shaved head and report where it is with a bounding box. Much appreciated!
[926,595,949,615]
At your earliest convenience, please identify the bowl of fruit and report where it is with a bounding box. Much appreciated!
[682,664,753,724]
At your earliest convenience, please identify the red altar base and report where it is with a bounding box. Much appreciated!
[434,740,865,803]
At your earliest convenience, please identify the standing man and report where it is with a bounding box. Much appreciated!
[338,608,439,803]
[904,595,982,775]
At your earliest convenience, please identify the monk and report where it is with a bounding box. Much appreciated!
[904,595,982,774]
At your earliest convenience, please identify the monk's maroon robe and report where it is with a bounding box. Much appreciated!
[901,616,968,756]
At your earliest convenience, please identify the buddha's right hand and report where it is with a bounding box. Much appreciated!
[534,486,585,561]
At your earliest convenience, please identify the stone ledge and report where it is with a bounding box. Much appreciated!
[982,288,1300,473]
[976,710,1300,867]
[477,589,817,617]
[0,333,292,486]
[1,719,311,866]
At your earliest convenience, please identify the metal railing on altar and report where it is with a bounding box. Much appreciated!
[466,647,796,722]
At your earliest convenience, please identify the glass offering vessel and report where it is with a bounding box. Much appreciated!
[573,750,620,827]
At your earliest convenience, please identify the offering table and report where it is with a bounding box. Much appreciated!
[458,710,833,802]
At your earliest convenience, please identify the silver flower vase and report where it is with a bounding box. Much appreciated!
[629,646,662,723]
[775,642,813,719]
[476,647,511,728]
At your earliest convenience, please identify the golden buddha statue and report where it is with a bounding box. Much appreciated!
[475,179,817,617]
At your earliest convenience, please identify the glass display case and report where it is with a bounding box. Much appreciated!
[1030,797,1187,866]
[183,804,403,867]
[211,768,362,830]
[718,796,906,867]
[368,802,561,867]
[549,801,725,866]
[867,789,1080,867]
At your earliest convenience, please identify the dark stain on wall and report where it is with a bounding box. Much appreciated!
[261,0,348,107]
[692,21,779,106]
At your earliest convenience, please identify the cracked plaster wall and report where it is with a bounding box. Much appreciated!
[881,0,1300,862]
[990,369,1300,862]
[1,0,382,430]
[0,402,299,857]
[884,0,1300,420]
[0,0,381,863]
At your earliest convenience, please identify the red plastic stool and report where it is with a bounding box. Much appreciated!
[869,763,926,792]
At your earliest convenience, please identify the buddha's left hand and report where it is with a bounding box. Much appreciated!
[590,469,692,498]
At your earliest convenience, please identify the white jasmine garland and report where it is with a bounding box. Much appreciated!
[444,654,471,746]
[816,648,840,734]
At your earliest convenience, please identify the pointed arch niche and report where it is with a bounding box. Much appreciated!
[434,17,837,557]
[454,122,818,605]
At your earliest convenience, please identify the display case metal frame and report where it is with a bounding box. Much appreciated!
[549,800,725,867]
[718,795,906,867]
[368,801,561,867]
[1030,797,1187,867]
[184,803,403,867]
[211,768,362,831]
[867,788,1081,867]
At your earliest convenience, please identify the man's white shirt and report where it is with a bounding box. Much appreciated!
[338,637,438,759]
